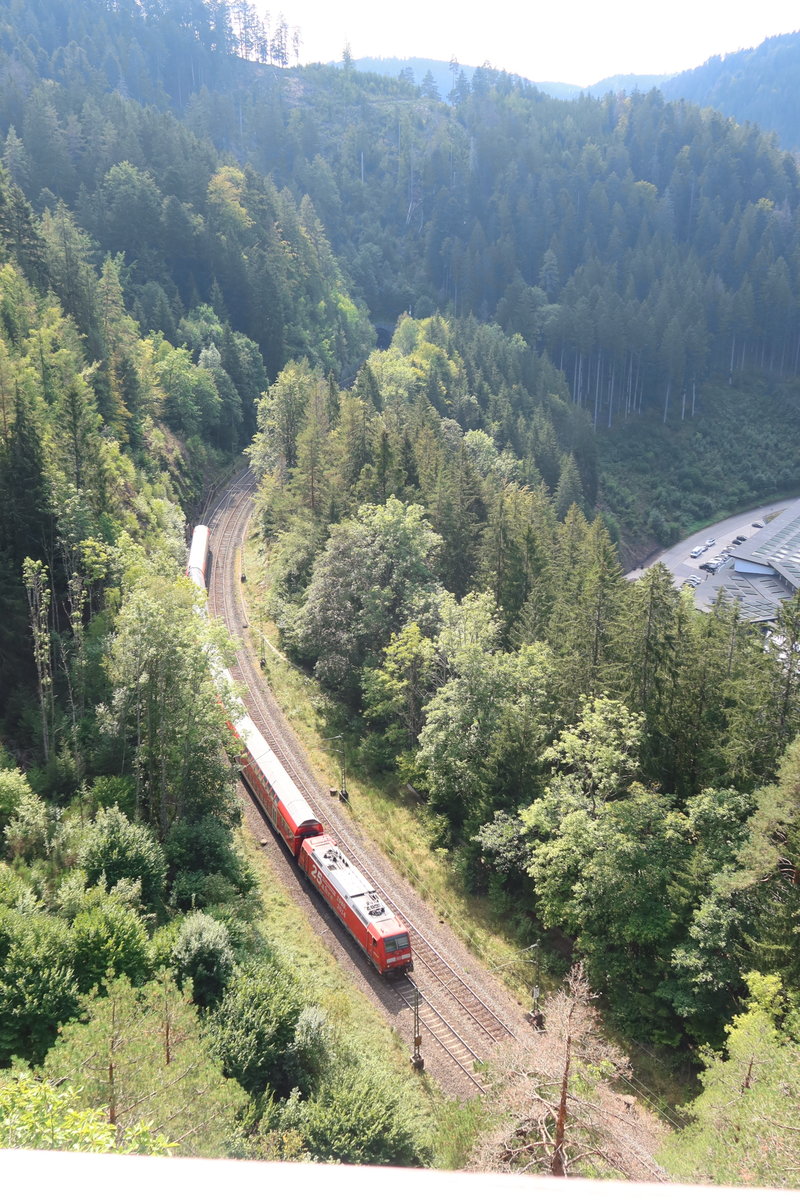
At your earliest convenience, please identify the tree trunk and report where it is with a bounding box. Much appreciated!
[551,1028,572,1175]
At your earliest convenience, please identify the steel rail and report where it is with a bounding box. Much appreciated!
[391,978,487,1093]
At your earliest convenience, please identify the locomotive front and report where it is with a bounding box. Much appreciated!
[368,919,414,977]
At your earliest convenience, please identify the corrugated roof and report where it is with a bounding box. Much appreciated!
[732,500,800,589]
[702,500,800,621]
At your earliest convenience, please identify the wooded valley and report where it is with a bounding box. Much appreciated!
[1,0,800,1182]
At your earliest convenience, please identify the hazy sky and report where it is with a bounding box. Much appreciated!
[266,1,800,87]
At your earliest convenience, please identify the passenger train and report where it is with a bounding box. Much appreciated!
[186,525,413,978]
[187,524,210,589]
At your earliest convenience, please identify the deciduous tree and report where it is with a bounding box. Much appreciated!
[0,1073,172,1153]
[102,576,237,837]
[293,498,441,699]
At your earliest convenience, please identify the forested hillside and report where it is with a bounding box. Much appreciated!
[251,317,800,1037]
[1,0,800,1181]
[5,0,800,548]
[662,31,800,152]
[0,0,426,1163]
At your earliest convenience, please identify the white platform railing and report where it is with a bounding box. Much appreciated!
[1,1152,796,1200]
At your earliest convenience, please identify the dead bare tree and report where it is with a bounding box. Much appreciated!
[472,963,668,1182]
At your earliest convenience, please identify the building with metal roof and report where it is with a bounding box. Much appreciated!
[706,498,800,623]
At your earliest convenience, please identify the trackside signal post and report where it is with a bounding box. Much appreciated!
[490,941,545,1031]
[528,941,545,1031]
[323,733,349,801]
[410,980,424,1071]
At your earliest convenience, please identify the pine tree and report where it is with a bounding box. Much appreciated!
[41,975,246,1157]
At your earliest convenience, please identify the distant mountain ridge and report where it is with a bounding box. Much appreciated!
[354,32,800,150]
[352,55,669,101]
[661,30,800,150]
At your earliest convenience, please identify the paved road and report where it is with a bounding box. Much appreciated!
[626,499,800,600]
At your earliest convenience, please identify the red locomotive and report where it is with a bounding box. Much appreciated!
[189,526,413,978]
[299,835,413,975]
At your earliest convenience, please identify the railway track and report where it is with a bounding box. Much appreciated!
[203,466,518,1092]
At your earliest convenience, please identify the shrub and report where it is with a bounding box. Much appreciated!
[171,911,234,1008]
[206,960,312,1098]
[77,806,166,911]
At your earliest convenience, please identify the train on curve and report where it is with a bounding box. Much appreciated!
[186,524,414,978]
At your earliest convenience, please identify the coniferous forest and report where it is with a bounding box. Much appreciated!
[2,0,800,1181]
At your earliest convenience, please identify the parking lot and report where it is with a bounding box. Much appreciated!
[626,500,798,606]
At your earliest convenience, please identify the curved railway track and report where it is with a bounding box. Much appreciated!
[203,466,519,1093]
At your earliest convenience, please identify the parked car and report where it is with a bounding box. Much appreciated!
[690,546,704,558]
[753,520,765,528]
[687,575,702,587]
[705,537,716,547]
